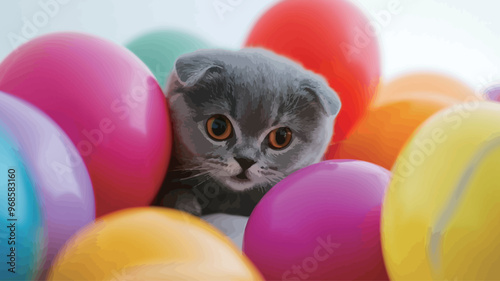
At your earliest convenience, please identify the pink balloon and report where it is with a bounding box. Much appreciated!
[0,33,172,217]
[243,160,390,281]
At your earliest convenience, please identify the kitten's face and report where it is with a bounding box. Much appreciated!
[167,49,341,192]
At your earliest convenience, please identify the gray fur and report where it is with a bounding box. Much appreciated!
[154,48,341,216]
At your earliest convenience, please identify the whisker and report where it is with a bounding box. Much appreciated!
[263,172,285,188]
[179,170,211,181]
[190,174,214,190]
[259,186,267,193]
[168,167,207,173]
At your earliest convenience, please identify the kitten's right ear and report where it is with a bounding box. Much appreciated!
[300,78,342,117]
[172,52,224,87]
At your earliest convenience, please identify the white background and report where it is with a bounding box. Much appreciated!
[1,0,500,92]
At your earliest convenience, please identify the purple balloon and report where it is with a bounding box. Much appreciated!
[243,160,390,281]
[485,85,500,101]
[0,92,95,275]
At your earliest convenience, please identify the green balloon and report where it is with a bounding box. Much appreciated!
[126,30,210,88]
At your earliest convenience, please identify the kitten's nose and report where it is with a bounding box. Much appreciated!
[234,157,256,171]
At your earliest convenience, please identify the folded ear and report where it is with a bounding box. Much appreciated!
[301,78,341,117]
[173,51,224,87]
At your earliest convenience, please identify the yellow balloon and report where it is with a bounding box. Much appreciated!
[382,101,500,280]
[47,207,262,281]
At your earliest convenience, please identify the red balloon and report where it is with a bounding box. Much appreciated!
[245,0,381,153]
[0,33,172,217]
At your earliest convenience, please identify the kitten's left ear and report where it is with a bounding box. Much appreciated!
[301,79,342,117]
[173,51,224,87]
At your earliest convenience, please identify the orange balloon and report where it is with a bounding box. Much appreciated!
[328,96,458,170]
[327,73,482,169]
[47,207,262,281]
[373,72,480,107]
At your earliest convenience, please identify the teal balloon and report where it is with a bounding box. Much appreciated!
[126,30,210,88]
[0,130,44,280]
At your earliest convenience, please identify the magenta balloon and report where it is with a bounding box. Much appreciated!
[0,91,95,276]
[243,160,390,281]
[0,32,171,217]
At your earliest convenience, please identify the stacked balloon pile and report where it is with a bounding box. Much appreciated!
[0,0,499,280]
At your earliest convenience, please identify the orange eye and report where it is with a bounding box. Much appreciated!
[269,127,292,149]
[206,115,232,141]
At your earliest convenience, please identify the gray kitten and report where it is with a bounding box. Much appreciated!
[154,48,341,216]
